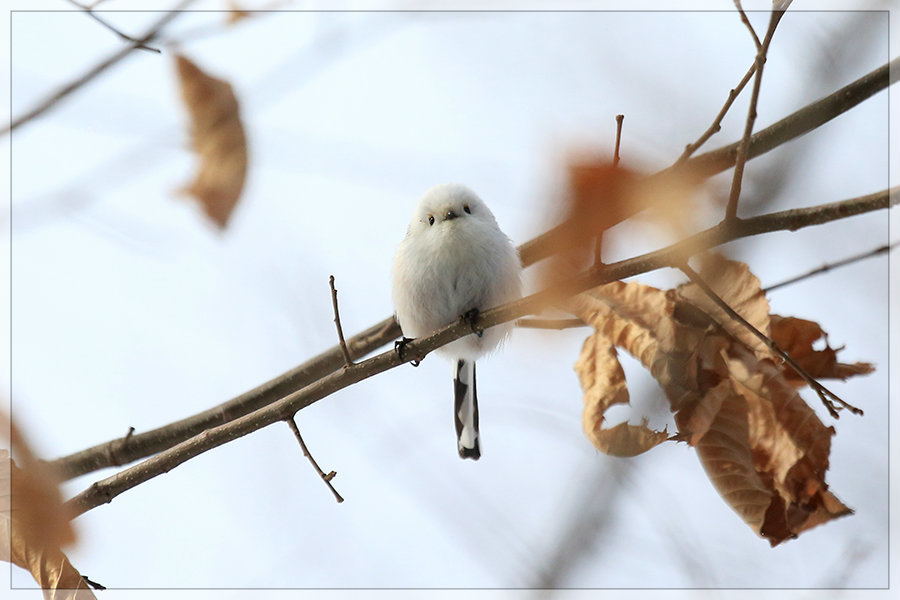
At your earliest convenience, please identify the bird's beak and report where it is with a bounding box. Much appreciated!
[444,209,458,221]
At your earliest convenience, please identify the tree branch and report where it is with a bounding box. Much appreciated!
[47,316,399,480]
[328,276,354,367]
[285,417,343,504]
[519,238,899,329]
[516,318,587,330]
[764,241,897,293]
[675,59,756,166]
[46,56,898,481]
[725,3,790,220]
[4,0,194,135]
[65,0,162,53]
[733,0,762,50]
[518,55,898,267]
[63,187,893,518]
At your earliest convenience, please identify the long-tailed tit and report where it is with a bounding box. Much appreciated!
[392,183,523,460]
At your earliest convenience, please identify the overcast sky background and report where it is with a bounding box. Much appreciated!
[2,1,898,599]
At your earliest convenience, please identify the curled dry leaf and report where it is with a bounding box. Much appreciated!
[175,54,248,229]
[569,255,870,545]
[574,330,669,457]
[1,451,95,599]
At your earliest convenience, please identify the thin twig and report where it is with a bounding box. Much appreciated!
[675,60,757,165]
[593,114,625,265]
[677,260,862,419]
[48,59,898,481]
[725,2,792,220]
[285,417,344,504]
[105,426,135,466]
[62,188,891,518]
[733,0,762,50]
[764,241,898,293]
[4,0,195,135]
[329,275,354,367]
[66,0,161,53]
[516,318,587,330]
[613,114,624,167]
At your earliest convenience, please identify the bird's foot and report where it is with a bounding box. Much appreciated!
[461,308,484,338]
[394,337,420,366]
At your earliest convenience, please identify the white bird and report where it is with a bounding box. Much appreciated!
[392,184,523,460]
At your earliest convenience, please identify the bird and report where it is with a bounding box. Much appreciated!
[392,183,523,459]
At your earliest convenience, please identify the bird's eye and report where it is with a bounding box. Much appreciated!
[463,204,471,214]
[428,215,435,226]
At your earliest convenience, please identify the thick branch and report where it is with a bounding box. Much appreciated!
[47,317,399,480]
[4,1,194,135]
[64,187,893,518]
[47,57,898,481]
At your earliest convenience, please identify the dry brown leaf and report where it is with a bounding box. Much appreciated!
[175,54,248,228]
[570,255,869,545]
[574,331,668,457]
[1,451,95,599]
[677,254,772,359]
[770,315,875,386]
[699,345,853,545]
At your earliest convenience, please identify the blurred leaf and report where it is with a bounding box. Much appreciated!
[769,315,874,386]
[225,1,251,25]
[569,255,870,544]
[1,450,94,599]
[175,54,248,228]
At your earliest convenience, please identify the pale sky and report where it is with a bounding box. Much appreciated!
[2,1,897,599]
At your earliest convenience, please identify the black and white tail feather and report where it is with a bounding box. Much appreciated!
[453,359,480,460]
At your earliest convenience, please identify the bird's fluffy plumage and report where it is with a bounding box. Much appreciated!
[392,183,522,361]
[392,184,522,459]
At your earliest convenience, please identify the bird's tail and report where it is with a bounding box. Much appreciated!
[453,359,481,460]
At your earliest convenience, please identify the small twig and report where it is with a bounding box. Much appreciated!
[613,114,624,167]
[66,0,161,53]
[733,0,762,50]
[675,61,757,165]
[593,114,625,266]
[105,426,135,466]
[677,260,862,419]
[285,417,344,503]
[764,241,898,293]
[725,2,792,221]
[329,275,354,367]
[4,0,194,135]
[516,318,587,330]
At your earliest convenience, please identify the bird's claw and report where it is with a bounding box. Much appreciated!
[461,308,484,338]
[394,337,420,366]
